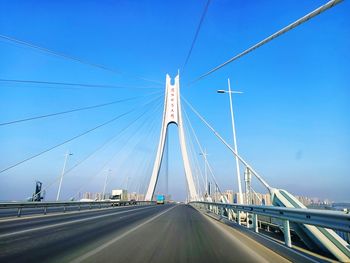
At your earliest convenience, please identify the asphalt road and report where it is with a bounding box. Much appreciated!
[0,204,291,263]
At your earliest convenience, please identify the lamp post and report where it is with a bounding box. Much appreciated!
[217,78,243,204]
[56,151,73,201]
[199,149,209,198]
[102,169,111,200]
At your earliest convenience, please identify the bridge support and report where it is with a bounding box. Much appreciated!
[283,219,292,248]
[253,213,259,233]
[272,188,350,261]
[145,74,197,201]
[237,210,241,225]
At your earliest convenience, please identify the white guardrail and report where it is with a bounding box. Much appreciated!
[190,201,350,246]
[0,200,155,217]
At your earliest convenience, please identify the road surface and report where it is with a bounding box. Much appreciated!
[0,204,291,263]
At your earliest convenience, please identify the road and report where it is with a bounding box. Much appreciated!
[0,204,291,263]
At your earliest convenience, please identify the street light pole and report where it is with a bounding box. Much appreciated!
[102,169,111,200]
[56,151,72,201]
[227,78,243,204]
[217,79,243,204]
[200,149,209,198]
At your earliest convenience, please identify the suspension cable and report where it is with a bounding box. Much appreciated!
[182,0,211,73]
[0,78,161,90]
[33,96,162,200]
[0,34,163,85]
[0,92,160,126]
[0,94,162,174]
[183,117,205,199]
[64,96,163,176]
[183,105,223,197]
[130,107,163,195]
[182,109,205,196]
[68,99,162,200]
[182,96,271,191]
[132,106,163,196]
[103,101,163,193]
[188,0,343,86]
[137,111,163,196]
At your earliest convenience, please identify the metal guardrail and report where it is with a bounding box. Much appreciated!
[191,201,350,232]
[0,200,155,217]
[191,201,350,252]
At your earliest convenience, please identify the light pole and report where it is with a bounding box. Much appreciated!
[56,151,73,201]
[217,78,243,204]
[102,169,111,200]
[199,149,209,198]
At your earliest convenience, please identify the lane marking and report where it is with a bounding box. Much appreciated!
[70,204,178,263]
[0,206,157,239]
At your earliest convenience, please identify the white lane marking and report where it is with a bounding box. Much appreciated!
[0,206,156,239]
[70,204,178,263]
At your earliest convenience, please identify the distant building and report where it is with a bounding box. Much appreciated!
[222,190,271,205]
[83,192,93,200]
[94,192,103,201]
[223,190,234,203]
[291,195,332,206]
[128,192,146,201]
[262,193,271,206]
[295,196,312,206]
[234,192,241,204]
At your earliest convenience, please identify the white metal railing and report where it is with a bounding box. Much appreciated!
[191,201,350,247]
[0,200,155,217]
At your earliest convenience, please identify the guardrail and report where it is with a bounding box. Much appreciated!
[190,201,350,247]
[0,200,155,217]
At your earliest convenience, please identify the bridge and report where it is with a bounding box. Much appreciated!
[0,0,349,262]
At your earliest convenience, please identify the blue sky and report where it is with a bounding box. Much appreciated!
[0,0,349,201]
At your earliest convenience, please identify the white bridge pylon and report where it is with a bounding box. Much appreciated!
[145,74,198,201]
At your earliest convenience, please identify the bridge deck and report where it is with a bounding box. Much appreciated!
[0,204,291,263]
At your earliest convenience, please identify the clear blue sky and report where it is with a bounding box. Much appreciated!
[0,0,349,202]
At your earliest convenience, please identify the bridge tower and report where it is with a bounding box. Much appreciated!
[145,74,197,201]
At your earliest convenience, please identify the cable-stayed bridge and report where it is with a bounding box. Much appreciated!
[0,0,349,262]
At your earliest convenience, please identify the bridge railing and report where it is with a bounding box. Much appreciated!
[190,201,350,248]
[0,200,155,217]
